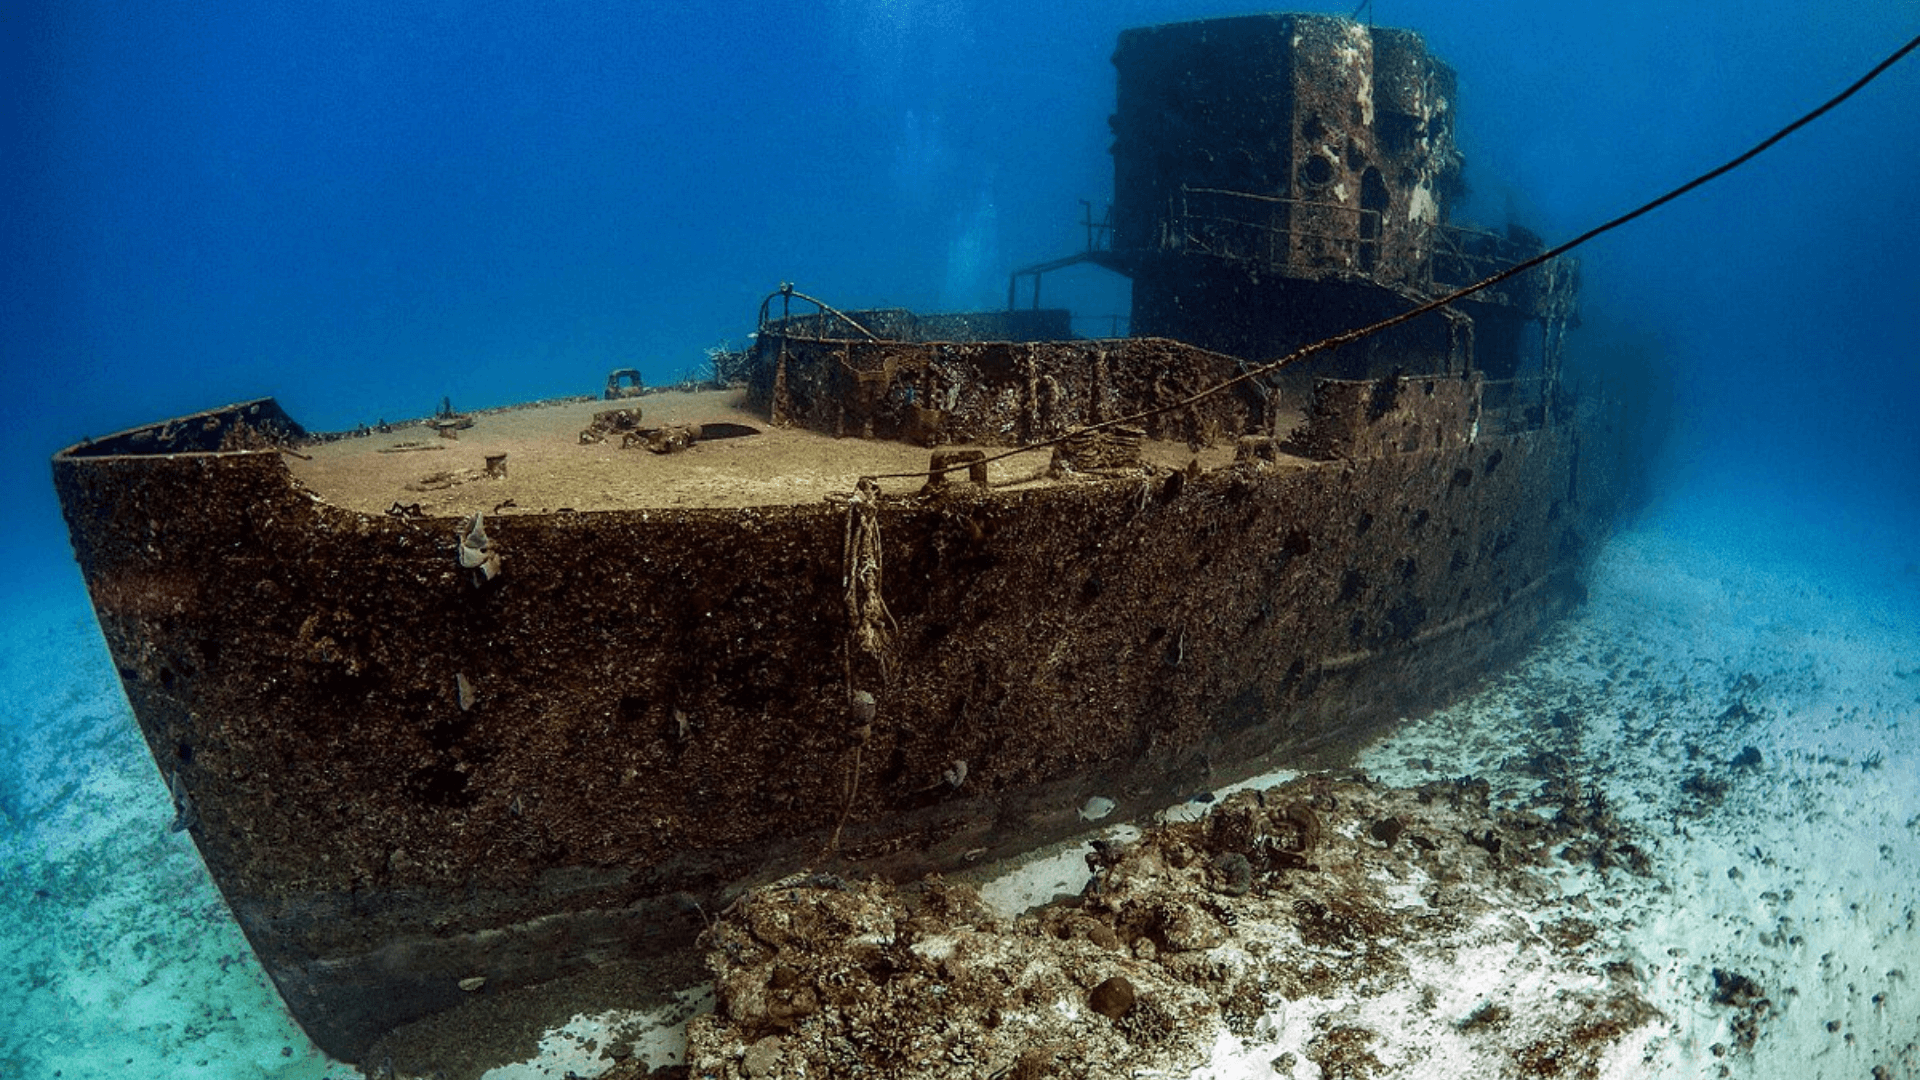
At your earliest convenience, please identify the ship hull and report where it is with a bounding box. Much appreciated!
[51,386,1628,1061]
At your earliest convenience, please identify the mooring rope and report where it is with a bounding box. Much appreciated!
[814,28,1919,857]
[829,477,898,855]
[842,477,898,682]
[828,29,1920,487]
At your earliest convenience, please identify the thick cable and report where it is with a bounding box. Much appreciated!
[842,30,1920,484]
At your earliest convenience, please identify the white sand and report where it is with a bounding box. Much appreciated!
[1348,520,1920,1078]
[3,513,1916,1078]
[0,605,348,1079]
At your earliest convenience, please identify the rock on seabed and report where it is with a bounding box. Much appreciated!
[684,773,1663,1079]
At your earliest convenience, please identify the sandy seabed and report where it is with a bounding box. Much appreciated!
[2,516,1916,1079]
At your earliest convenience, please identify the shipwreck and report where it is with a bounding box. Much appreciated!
[52,13,1641,1061]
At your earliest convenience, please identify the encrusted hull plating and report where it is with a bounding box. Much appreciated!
[52,386,1626,1061]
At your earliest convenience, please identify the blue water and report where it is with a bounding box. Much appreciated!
[3,1,1916,1076]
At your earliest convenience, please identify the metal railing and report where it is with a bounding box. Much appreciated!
[1170,186,1385,272]
[1424,223,1543,293]
[756,284,884,343]
[1162,186,1565,308]
[1479,376,1557,432]
[1079,199,1115,253]
[1070,313,1131,338]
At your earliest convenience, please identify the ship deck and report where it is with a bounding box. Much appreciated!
[287,387,1306,516]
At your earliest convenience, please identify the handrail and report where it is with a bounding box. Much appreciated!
[1080,199,1114,253]
[1423,222,1547,291]
[1170,184,1387,272]
[1179,185,1369,212]
[1175,185,1384,234]
[1172,186,1576,309]
[757,283,883,343]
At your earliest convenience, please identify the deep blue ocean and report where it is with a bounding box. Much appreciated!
[3,2,1917,1077]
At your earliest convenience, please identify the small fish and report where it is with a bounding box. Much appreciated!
[166,771,198,834]
[1079,795,1116,821]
